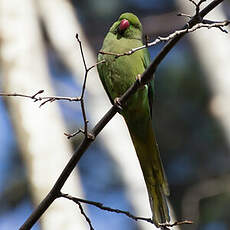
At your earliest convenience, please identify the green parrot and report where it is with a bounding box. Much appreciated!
[97,12,170,226]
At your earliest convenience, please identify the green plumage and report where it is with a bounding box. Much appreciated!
[97,12,170,226]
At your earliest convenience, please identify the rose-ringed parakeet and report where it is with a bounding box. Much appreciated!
[97,12,170,226]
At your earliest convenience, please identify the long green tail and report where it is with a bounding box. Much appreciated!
[124,114,170,226]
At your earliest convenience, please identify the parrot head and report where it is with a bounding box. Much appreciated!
[109,13,142,40]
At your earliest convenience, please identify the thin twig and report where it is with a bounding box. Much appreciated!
[0,91,81,107]
[99,20,229,58]
[61,193,153,223]
[76,201,94,230]
[75,33,88,99]
[88,60,106,72]
[177,12,192,18]
[80,98,93,139]
[64,129,85,139]
[189,0,207,7]
[159,220,193,228]
[60,193,193,228]
[75,33,96,139]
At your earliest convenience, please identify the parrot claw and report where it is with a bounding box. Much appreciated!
[114,97,123,112]
[136,74,145,89]
[136,74,142,84]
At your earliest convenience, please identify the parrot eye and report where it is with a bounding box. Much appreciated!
[119,19,130,32]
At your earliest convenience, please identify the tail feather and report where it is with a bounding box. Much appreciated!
[124,114,170,226]
[147,183,170,226]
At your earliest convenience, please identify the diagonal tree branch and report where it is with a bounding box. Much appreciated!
[19,0,224,229]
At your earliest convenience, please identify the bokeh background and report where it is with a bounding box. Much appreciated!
[0,0,230,230]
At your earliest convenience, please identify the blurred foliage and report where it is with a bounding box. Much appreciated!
[152,40,230,229]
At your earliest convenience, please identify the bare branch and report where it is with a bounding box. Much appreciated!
[64,129,85,139]
[74,34,97,139]
[60,193,153,223]
[75,201,94,230]
[99,20,229,58]
[0,91,81,107]
[177,12,192,18]
[31,89,45,98]
[88,60,106,72]
[159,220,193,228]
[80,99,89,136]
[60,193,193,229]
[189,0,207,7]
[75,33,89,99]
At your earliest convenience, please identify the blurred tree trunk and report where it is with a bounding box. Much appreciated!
[176,0,230,225]
[0,0,87,229]
[36,1,178,229]
[176,1,230,147]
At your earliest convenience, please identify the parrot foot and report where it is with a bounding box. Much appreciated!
[114,97,123,112]
[136,74,145,89]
